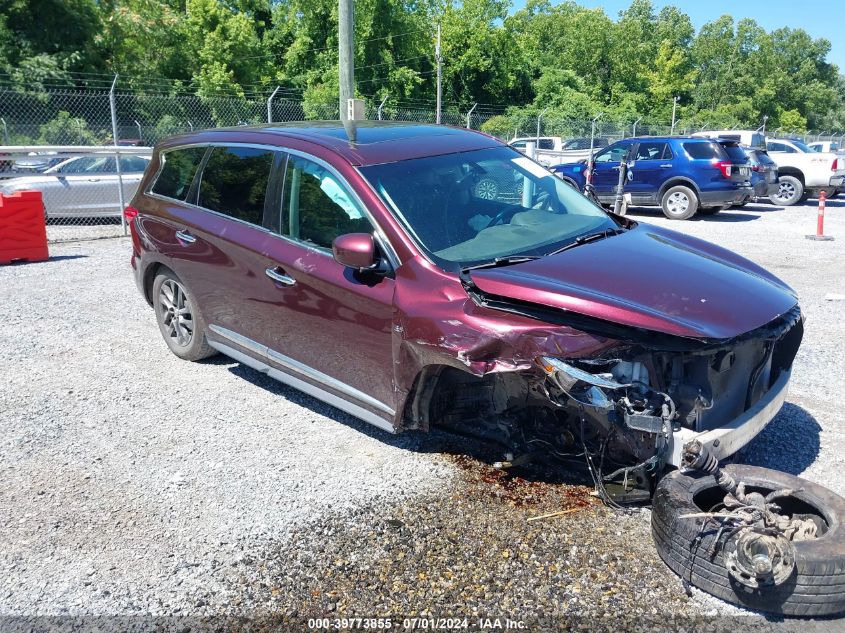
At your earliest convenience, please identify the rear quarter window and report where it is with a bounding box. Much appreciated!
[151,147,207,200]
[683,142,722,160]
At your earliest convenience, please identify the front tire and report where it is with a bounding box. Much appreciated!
[153,270,216,361]
[773,175,804,206]
[660,185,698,220]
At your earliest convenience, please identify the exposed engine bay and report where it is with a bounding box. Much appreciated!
[409,300,804,501]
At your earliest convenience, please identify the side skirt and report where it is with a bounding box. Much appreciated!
[207,327,396,435]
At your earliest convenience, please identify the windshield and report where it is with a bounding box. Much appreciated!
[360,146,618,269]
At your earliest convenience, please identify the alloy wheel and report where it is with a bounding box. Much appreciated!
[158,279,194,347]
[666,191,690,215]
[775,181,795,202]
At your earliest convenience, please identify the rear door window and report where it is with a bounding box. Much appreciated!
[538,139,555,150]
[683,141,722,160]
[280,154,372,249]
[152,146,207,200]
[197,146,274,226]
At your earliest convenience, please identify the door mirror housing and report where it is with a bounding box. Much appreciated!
[332,233,378,271]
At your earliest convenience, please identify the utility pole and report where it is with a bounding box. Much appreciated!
[670,96,680,135]
[435,24,442,125]
[338,0,355,122]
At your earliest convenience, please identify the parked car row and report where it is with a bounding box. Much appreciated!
[551,136,755,220]
[547,131,845,219]
[695,131,845,205]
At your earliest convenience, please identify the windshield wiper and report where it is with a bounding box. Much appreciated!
[460,255,540,274]
[546,227,626,256]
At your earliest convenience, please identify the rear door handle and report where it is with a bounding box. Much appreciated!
[175,230,196,244]
[265,267,296,286]
[659,164,672,168]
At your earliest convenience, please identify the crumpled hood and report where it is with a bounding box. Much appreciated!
[469,223,798,340]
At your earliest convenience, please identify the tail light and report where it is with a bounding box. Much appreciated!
[833,158,839,171]
[123,205,139,224]
[751,165,762,172]
[711,159,732,179]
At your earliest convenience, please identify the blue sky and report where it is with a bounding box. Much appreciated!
[509,0,845,70]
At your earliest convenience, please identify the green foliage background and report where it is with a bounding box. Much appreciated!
[1,0,844,133]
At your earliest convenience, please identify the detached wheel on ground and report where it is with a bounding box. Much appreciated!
[772,176,804,206]
[660,185,698,220]
[152,269,217,361]
[652,464,845,617]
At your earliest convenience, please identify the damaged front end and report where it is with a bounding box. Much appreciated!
[399,262,804,499]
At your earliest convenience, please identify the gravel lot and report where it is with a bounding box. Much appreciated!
[1,199,844,632]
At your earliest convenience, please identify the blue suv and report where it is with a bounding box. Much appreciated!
[551,137,753,220]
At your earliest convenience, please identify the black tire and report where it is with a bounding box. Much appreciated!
[152,269,217,361]
[660,185,699,220]
[772,175,804,206]
[652,464,845,617]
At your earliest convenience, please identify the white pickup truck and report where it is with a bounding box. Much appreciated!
[764,138,845,205]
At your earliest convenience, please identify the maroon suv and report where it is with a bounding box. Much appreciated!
[127,121,802,487]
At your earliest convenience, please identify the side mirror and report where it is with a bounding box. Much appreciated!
[332,233,377,271]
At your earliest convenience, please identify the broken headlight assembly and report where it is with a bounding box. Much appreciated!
[536,355,678,502]
[537,356,676,434]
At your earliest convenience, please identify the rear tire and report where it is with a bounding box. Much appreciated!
[652,465,845,617]
[660,185,698,220]
[772,175,804,206]
[153,270,216,361]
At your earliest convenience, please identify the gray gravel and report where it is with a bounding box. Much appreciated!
[1,198,844,631]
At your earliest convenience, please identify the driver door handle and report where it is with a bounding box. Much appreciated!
[175,230,196,244]
[265,267,296,286]
[659,164,673,168]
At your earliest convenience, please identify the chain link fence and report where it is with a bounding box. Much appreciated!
[2,82,842,243]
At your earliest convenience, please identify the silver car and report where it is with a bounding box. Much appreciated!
[0,153,150,218]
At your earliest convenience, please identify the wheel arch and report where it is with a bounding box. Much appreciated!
[777,167,805,184]
[658,177,701,201]
[142,261,175,307]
